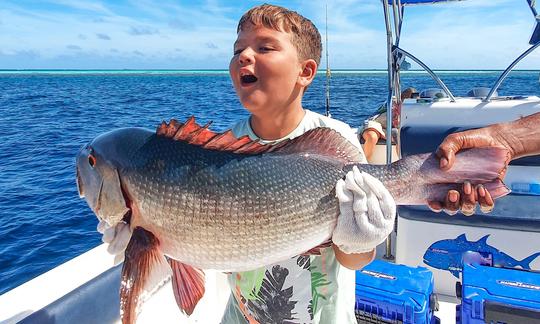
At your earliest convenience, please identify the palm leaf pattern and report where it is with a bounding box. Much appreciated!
[247,265,298,324]
[296,255,310,270]
[310,266,331,316]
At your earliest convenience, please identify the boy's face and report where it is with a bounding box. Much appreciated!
[229,24,304,114]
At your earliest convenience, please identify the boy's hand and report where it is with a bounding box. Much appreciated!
[97,220,132,265]
[333,167,396,254]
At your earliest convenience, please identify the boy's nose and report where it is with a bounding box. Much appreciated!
[238,49,254,65]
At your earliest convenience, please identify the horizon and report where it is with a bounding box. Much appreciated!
[1,68,540,72]
[1,0,539,70]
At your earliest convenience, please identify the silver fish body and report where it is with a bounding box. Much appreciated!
[76,123,510,322]
[77,126,509,272]
[79,128,349,271]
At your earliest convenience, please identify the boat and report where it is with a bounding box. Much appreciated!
[1,1,539,323]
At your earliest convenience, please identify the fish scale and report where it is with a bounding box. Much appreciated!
[123,142,342,271]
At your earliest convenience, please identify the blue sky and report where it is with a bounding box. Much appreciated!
[0,0,538,69]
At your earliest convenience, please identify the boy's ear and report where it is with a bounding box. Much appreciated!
[298,59,318,87]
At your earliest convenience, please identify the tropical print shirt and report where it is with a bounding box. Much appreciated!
[220,110,366,324]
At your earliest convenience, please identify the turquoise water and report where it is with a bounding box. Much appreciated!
[0,70,539,295]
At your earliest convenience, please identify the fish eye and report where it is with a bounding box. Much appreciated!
[88,154,97,168]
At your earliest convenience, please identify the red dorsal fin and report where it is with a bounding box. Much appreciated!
[269,127,364,163]
[156,118,273,154]
[156,117,364,163]
[167,258,205,316]
[202,130,237,150]
[184,122,217,145]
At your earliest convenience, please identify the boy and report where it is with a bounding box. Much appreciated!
[99,4,396,324]
[222,4,395,323]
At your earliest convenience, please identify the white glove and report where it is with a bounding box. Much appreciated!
[332,166,396,254]
[97,220,132,265]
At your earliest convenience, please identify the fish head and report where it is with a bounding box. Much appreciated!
[76,128,150,226]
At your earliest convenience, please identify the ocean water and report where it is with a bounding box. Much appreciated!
[0,70,539,295]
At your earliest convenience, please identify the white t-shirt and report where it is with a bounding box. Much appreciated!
[220,110,366,324]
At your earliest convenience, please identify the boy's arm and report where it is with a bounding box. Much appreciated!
[333,245,375,270]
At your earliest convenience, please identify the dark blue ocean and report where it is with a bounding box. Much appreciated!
[0,70,539,295]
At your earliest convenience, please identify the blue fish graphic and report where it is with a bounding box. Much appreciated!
[423,234,540,278]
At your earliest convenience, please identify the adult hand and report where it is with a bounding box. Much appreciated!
[97,220,132,265]
[427,182,494,215]
[333,166,396,254]
[436,126,511,172]
[430,125,509,215]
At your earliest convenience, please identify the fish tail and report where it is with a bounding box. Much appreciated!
[418,147,510,204]
[357,147,511,205]
[519,252,540,269]
[419,147,510,183]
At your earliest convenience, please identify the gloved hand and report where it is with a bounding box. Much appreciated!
[332,166,396,254]
[97,220,132,265]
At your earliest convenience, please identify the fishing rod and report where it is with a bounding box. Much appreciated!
[325,4,331,118]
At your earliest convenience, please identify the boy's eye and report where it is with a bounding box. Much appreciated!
[233,48,243,55]
[259,46,273,52]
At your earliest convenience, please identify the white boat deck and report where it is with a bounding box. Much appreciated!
[0,243,457,324]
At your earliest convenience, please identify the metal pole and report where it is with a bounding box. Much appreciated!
[382,0,395,261]
[392,0,402,106]
[325,4,331,117]
[394,47,456,102]
[527,0,538,17]
[484,42,540,102]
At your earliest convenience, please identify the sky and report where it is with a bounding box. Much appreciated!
[0,0,538,70]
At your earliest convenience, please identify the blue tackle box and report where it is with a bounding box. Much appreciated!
[456,263,540,324]
[355,260,439,324]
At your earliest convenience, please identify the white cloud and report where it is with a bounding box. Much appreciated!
[47,0,115,15]
[0,0,538,69]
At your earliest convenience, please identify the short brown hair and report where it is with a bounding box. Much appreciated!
[237,4,322,66]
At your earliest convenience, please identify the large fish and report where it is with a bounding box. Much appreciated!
[76,117,510,323]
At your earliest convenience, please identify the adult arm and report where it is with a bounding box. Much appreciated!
[437,112,540,169]
[431,112,540,214]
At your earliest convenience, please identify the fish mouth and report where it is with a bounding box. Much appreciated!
[76,167,84,198]
[118,175,133,225]
[94,173,133,226]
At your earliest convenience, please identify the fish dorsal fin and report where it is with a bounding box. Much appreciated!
[476,235,490,245]
[268,127,364,163]
[157,117,364,163]
[456,234,468,242]
[157,118,269,154]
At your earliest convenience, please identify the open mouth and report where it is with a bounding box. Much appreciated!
[240,74,258,86]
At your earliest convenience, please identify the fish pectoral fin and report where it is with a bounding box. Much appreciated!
[120,227,171,324]
[167,258,206,316]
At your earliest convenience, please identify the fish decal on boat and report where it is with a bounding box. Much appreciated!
[76,117,510,323]
[423,234,540,278]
